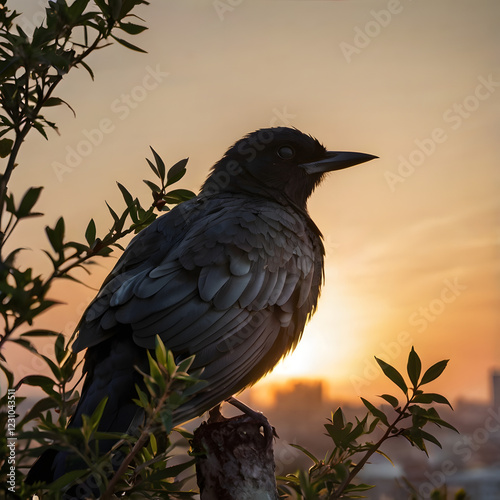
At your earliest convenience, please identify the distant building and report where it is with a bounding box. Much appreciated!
[274,380,324,411]
[449,468,500,500]
[358,462,405,500]
[492,370,500,411]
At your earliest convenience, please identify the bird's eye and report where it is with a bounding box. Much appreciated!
[277,146,295,160]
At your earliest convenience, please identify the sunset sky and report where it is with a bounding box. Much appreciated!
[7,0,500,407]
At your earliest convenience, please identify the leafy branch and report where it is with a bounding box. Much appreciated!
[15,337,203,498]
[0,147,195,349]
[0,0,150,243]
[100,336,207,499]
[0,7,198,490]
[279,347,458,499]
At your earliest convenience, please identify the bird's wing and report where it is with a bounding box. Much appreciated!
[74,195,323,419]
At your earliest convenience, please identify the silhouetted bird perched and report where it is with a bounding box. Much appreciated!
[28,127,376,483]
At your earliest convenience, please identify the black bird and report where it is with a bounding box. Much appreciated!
[28,127,376,482]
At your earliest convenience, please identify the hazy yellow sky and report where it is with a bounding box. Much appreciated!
[7,0,500,406]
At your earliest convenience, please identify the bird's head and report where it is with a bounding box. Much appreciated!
[201,127,377,209]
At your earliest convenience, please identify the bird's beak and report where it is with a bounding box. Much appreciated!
[300,151,378,174]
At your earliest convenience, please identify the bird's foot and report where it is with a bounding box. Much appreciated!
[225,396,278,443]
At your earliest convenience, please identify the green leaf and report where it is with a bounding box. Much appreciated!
[40,354,62,381]
[146,157,159,177]
[134,384,150,409]
[5,193,16,215]
[174,427,194,440]
[61,352,79,381]
[176,355,195,374]
[420,430,443,448]
[166,158,188,186]
[17,187,43,217]
[374,448,394,465]
[150,146,166,182]
[110,0,123,20]
[44,97,76,117]
[85,218,96,245]
[154,335,167,366]
[20,329,59,338]
[344,482,375,492]
[160,407,173,433]
[166,350,176,377]
[79,60,95,80]
[143,459,196,483]
[68,0,90,19]
[289,444,319,464]
[18,375,56,392]
[147,350,166,391]
[325,421,350,449]
[32,121,49,140]
[117,182,134,208]
[163,188,196,204]
[367,415,381,434]
[44,97,65,107]
[149,432,157,455]
[18,397,59,426]
[403,427,428,454]
[420,359,449,386]
[54,333,66,365]
[12,337,37,353]
[45,217,65,253]
[420,407,459,433]
[94,0,110,15]
[106,200,119,221]
[347,415,369,442]
[331,407,345,429]
[0,137,13,157]
[360,397,389,426]
[407,346,422,388]
[379,394,399,408]
[128,199,139,223]
[119,22,148,35]
[0,363,14,390]
[143,179,161,193]
[110,34,147,53]
[82,397,108,440]
[375,357,408,395]
[412,393,453,408]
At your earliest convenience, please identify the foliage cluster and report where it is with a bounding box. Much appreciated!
[0,1,200,498]
[279,348,461,499]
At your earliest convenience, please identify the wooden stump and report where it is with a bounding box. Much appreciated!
[192,407,278,500]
